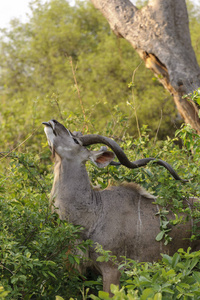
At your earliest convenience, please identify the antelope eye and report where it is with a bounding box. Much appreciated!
[73,138,79,145]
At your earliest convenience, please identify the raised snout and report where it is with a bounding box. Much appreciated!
[42,120,57,132]
[42,121,51,126]
[42,119,72,143]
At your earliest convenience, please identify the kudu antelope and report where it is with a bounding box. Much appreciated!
[42,119,199,295]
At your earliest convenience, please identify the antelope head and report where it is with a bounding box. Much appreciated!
[42,119,115,166]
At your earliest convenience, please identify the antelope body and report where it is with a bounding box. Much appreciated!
[42,120,199,294]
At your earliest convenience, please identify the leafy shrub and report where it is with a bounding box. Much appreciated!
[88,248,200,300]
[0,153,91,299]
[1,116,200,299]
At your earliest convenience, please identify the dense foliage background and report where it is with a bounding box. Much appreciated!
[1,0,200,299]
[0,0,200,151]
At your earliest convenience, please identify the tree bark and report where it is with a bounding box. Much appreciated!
[90,0,200,133]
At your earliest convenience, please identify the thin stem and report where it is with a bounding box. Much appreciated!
[0,125,41,162]
[131,61,143,138]
[69,56,88,131]
[0,263,14,275]
[53,94,64,121]
[154,109,163,145]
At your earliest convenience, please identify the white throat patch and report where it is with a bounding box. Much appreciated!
[44,126,54,148]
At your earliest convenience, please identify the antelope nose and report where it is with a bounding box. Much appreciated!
[42,122,50,126]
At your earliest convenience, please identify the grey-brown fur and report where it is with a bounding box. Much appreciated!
[42,120,200,295]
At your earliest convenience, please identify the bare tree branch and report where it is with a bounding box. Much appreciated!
[91,0,200,133]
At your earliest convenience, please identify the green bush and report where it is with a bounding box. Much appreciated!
[88,248,200,300]
[1,117,200,299]
[0,153,91,299]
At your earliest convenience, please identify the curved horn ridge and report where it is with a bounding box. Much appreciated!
[79,134,187,182]
[111,158,187,181]
[79,134,136,167]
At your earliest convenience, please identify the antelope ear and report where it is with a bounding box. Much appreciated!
[90,147,115,168]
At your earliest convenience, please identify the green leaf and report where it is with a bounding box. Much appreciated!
[25,251,31,258]
[154,293,162,300]
[74,256,80,264]
[48,271,57,279]
[162,220,169,229]
[11,277,18,284]
[84,281,103,287]
[96,256,106,262]
[90,295,100,300]
[190,257,199,270]
[162,287,174,294]
[162,254,172,265]
[98,290,110,299]
[165,269,176,277]
[110,284,120,294]
[139,275,151,283]
[141,288,154,300]
[176,285,184,293]
[156,231,165,241]
[172,253,180,268]
[193,271,200,283]
[19,275,27,282]
[68,254,75,264]
[185,292,195,297]
[178,283,190,289]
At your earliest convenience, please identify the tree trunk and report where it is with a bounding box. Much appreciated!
[90,0,200,133]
